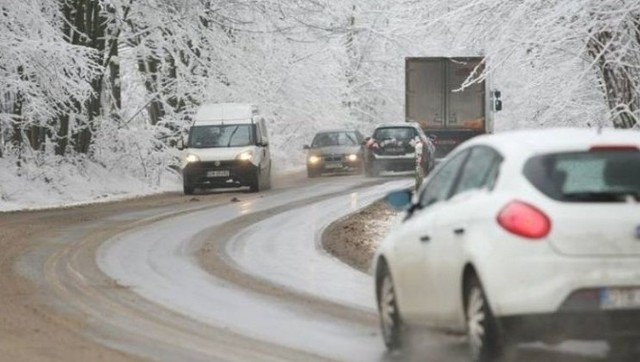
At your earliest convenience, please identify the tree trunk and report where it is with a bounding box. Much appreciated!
[108,43,121,118]
[10,66,26,149]
[11,97,23,148]
[58,0,116,154]
[138,57,165,125]
[587,24,640,129]
[105,2,133,121]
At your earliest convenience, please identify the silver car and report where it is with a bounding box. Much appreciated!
[303,130,365,178]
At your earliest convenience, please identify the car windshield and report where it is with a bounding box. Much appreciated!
[523,150,640,202]
[373,127,416,141]
[311,132,359,148]
[188,124,254,148]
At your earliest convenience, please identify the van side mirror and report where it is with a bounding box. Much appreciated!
[303,145,310,150]
[177,138,185,150]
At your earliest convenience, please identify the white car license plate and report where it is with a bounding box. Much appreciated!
[207,170,229,178]
[325,162,342,169]
[600,288,640,309]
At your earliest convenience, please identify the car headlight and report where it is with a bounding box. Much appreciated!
[308,155,321,164]
[347,154,358,162]
[185,154,200,163]
[237,151,253,161]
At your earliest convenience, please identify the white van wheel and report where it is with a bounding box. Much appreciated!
[249,169,261,193]
[183,180,195,195]
[263,166,272,190]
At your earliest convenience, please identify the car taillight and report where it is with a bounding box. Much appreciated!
[497,201,551,239]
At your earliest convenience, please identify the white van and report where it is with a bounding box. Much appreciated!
[179,103,271,194]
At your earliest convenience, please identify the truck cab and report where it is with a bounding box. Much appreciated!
[179,103,271,194]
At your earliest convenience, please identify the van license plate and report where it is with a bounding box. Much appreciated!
[600,288,640,309]
[325,162,342,169]
[207,170,229,178]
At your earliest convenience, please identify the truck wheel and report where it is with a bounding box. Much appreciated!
[307,168,320,178]
[183,183,195,195]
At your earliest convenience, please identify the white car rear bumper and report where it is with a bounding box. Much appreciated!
[480,253,640,317]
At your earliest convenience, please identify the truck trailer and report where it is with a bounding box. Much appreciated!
[405,57,501,159]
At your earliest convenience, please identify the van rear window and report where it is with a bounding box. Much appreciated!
[523,150,640,202]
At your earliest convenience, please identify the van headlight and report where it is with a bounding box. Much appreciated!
[347,154,358,162]
[308,155,321,164]
[237,151,253,161]
[185,154,200,163]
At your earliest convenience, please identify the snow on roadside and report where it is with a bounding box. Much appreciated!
[0,157,181,212]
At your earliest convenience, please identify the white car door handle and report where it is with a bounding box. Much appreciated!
[453,228,465,235]
[420,235,431,242]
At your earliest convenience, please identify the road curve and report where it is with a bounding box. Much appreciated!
[96,177,415,361]
[8,172,609,362]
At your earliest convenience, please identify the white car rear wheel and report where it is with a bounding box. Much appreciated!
[608,338,639,361]
[465,276,503,362]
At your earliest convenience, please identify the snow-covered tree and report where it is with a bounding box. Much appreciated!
[416,0,640,129]
[3,0,639,209]
[0,0,99,157]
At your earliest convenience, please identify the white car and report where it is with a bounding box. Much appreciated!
[374,128,640,361]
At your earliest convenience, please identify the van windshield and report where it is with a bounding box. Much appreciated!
[523,150,640,202]
[188,124,255,148]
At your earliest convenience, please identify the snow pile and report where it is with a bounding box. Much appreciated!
[0,152,179,212]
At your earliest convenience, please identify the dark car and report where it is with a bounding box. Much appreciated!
[304,130,365,178]
[363,123,435,177]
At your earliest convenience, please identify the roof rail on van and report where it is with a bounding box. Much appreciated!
[194,103,259,123]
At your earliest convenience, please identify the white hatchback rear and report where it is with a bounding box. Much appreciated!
[374,128,640,361]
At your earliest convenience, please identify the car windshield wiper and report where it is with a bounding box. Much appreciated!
[226,126,240,147]
[563,190,640,202]
[345,133,357,145]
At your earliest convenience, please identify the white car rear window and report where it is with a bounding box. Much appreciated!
[523,150,640,202]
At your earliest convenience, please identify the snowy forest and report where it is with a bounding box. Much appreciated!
[1,0,639,209]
